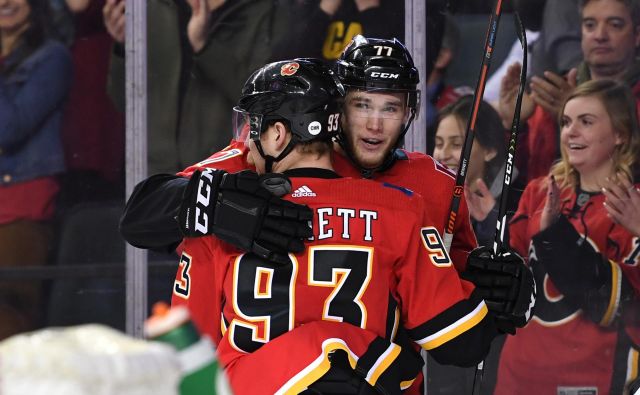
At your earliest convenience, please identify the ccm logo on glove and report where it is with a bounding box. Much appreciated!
[194,169,215,234]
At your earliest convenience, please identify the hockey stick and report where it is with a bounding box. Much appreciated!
[438,1,524,393]
[442,0,504,252]
[444,2,505,393]
[493,13,527,255]
[468,13,529,395]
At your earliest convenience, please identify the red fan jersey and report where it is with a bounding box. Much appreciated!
[178,141,478,274]
[172,172,492,395]
[496,177,640,394]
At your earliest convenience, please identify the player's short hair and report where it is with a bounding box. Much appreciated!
[296,139,333,157]
[552,79,640,188]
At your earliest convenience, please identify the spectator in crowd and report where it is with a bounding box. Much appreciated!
[507,0,582,117]
[0,0,72,339]
[274,0,403,61]
[499,0,640,182]
[425,13,473,155]
[60,0,125,207]
[433,96,522,248]
[484,0,547,105]
[103,0,290,174]
[520,0,582,80]
[430,95,522,395]
[495,79,640,394]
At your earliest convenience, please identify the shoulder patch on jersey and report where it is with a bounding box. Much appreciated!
[196,148,243,167]
[382,182,413,196]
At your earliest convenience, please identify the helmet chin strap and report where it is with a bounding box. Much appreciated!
[253,138,298,173]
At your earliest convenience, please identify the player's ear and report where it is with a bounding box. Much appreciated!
[273,121,291,150]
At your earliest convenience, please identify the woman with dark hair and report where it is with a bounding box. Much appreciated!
[0,0,72,339]
[433,95,522,247]
[430,95,523,395]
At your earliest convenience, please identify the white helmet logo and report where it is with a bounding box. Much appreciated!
[370,72,400,79]
[308,121,322,135]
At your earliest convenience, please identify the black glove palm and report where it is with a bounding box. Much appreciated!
[177,169,313,265]
[462,246,536,334]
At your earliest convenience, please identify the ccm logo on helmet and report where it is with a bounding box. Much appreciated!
[281,62,300,76]
[370,72,399,79]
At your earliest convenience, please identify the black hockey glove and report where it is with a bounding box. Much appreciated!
[462,246,536,334]
[177,169,313,265]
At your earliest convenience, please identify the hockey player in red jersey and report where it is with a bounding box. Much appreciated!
[121,36,533,361]
[124,35,514,280]
[166,36,479,272]
[171,58,531,395]
[494,80,640,394]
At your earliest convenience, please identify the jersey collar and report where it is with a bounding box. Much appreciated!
[283,168,341,179]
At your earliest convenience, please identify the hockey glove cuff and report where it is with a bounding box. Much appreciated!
[177,168,226,237]
[177,169,313,265]
[462,246,536,334]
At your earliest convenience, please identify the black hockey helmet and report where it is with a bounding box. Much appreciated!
[335,35,421,177]
[233,58,345,145]
[336,35,420,113]
[233,58,345,171]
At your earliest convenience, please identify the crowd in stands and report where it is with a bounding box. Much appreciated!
[1,0,640,393]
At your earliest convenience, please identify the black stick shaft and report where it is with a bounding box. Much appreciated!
[493,13,528,255]
[471,13,529,395]
[443,0,504,252]
[439,1,505,394]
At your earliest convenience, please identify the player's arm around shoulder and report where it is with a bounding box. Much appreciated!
[406,153,479,272]
[120,173,190,252]
[119,142,246,251]
[392,198,498,367]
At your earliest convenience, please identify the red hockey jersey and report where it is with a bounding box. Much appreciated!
[177,140,478,275]
[331,149,478,274]
[172,172,492,395]
[496,177,640,394]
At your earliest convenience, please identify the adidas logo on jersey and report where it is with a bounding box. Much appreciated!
[291,185,316,197]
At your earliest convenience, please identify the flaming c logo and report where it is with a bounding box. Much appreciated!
[280,62,300,76]
[453,186,464,197]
